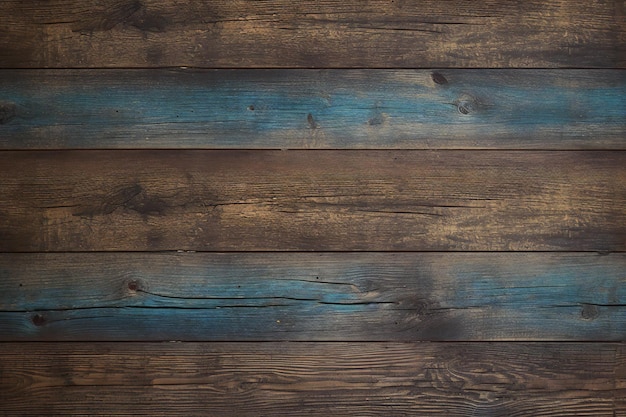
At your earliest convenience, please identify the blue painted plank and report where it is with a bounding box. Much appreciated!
[0,253,624,341]
[1,70,624,149]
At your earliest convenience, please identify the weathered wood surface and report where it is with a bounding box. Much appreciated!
[1,0,624,68]
[618,344,626,416]
[0,342,621,416]
[1,69,624,149]
[1,150,624,252]
[0,252,624,341]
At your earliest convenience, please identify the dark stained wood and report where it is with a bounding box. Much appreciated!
[0,342,620,416]
[0,252,624,341]
[1,150,624,252]
[0,0,624,68]
[618,344,626,416]
[1,69,624,149]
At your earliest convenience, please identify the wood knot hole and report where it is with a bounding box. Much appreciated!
[456,101,472,114]
[431,72,448,85]
[455,94,477,115]
[580,304,599,320]
[32,314,46,326]
[128,281,139,291]
[0,102,17,124]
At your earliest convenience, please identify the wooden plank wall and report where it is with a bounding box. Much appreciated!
[0,1,624,415]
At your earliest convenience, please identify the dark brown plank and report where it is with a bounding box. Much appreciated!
[0,342,620,416]
[615,341,626,417]
[0,150,624,252]
[1,252,624,341]
[618,344,626,417]
[0,0,623,68]
[1,69,624,150]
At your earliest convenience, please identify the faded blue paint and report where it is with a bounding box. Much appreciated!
[0,70,624,148]
[6,84,624,128]
[0,302,624,341]
[0,253,624,340]
[456,263,625,309]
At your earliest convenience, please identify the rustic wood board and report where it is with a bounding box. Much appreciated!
[0,342,621,416]
[1,0,624,68]
[1,0,624,414]
[1,150,624,252]
[618,344,626,416]
[1,69,624,149]
[0,252,624,341]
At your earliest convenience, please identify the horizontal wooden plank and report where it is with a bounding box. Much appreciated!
[0,253,624,341]
[1,69,624,149]
[0,342,621,416]
[0,0,623,68]
[0,150,624,252]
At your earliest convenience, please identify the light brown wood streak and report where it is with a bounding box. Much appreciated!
[0,342,621,416]
[0,0,623,68]
[0,150,624,252]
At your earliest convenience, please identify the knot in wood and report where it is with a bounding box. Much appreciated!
[580,303,599,320]
[431,72,448,85]
[0,102,17,124]
[455,94,477,115]
[32,314,46,326]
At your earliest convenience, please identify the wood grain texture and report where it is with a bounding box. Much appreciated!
[0,342,621,416]
[1,150,624,252]
[618,344,626,416]
[1,69,624,149]
[618,344,626,417]
[0,0,624,68]
[0,252,624,341]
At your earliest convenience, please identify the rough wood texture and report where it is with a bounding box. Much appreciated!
[1,0,625,413]
[0,342,621,416]
[617,344,626,416]
[0,252,624,341]
[1,69,624,149]
[0,0,624,68]
[1,150,624,252]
